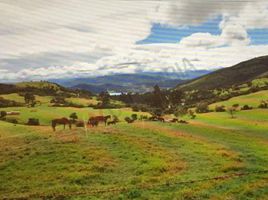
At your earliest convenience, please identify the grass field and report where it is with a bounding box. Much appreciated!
[210,90,268,109]
[0,93,268,199]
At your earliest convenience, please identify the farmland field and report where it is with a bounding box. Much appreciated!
[0,94,268,199]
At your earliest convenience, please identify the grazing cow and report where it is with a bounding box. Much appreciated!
[88,119,99,127]
[149,116,165,122]
[171,118,179,123]
[88,115,111,126]
[51,117,72,131]
[157,117,165,122]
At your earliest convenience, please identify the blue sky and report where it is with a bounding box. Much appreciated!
[138,17,222,44]
[139,17,268,45]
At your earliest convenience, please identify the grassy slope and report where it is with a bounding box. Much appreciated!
[1,94,268,199]
[210,90,268,108]
[176,55,268,91]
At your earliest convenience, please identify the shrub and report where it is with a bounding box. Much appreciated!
[131,114,138,121]
[5,118,18,124]
[125,117,134,123]
[241,105,253,110]
[215,105,226,112]
[232,104,240,108]
[27,118,40,126]
[258,100,268,108]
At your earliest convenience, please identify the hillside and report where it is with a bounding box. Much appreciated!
[176,56,268,91]
[0,81,92,97]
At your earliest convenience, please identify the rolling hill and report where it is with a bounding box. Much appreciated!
[176,55,268,91]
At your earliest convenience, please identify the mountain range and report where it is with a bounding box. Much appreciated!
[51,70,213,93]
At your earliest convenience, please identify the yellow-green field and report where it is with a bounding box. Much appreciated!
[211,90,268,108]
[0,93,268,199]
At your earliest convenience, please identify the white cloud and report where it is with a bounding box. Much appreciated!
[179,33,224,48]
[0,0,268,81]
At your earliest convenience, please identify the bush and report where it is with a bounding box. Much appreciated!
[125,117,134,123]
[196,102,209,113]
[5,118,18,124]
[258,100,268,108]
[26,118,40,126]
[232,104,240,108]
[131,114,138,121]
[241,105,253,110]
[215,105,226,112]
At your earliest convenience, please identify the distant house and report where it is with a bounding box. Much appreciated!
[6,111,20,115]
[108,91,122,96]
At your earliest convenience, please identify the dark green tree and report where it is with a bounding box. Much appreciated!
[24,93,36,107]
[151,85,166,108]
[99,91,110,106]
[169,89,183,106]
[69,112,78,122]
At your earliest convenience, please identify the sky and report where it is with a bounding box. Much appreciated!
[1,0,268,81]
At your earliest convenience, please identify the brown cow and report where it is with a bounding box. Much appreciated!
[51,117,72,131]
[88,115,111,126]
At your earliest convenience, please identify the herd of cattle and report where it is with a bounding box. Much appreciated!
[51,115,188,131]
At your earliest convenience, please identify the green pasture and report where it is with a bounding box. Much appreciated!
[210,90,268,109]
[0,93,268,199]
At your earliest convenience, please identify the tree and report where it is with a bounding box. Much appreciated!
[227,106,239,118]
[50,96,66,105]
[24,93,36,107]
[151,85,166,108]
[69,112,78,122]
[99,91,110,107]
[196,102,209,113]
[149,107,164,117]
[188,110,196,119]
[169,90,183,106]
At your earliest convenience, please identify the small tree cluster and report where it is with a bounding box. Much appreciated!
[196,102,209,113]
[24,93,36,107]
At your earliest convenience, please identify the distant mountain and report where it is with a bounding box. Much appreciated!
[176,56,268,91]
[52,70,213,93]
